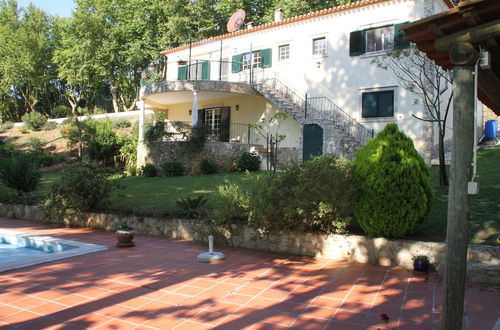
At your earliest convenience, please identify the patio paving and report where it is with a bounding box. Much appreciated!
[0,217,498,330]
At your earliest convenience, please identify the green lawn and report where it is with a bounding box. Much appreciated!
[1,147,499,244]
[108,172,254,216]
[414,147,500,244]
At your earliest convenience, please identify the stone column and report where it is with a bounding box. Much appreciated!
[138,100,145,143]
[191,90,199,127]
[441,42,478,330]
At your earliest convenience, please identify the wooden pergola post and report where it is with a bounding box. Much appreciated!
[441,42,478,330]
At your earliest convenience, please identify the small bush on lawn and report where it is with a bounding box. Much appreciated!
[43,121,58,130]
[249,155,356,234]
[44,165,119,215]
[27,137,44,152]
[0,121,13,132]
[353,123,433,238]
[0,142,19,157]
[235,152,261,172]
[160,161,184,177]
[0,156,41,196]
[140,164,157,177]
[212,180,251,225]
[22,112,47,131]
[212,155,356,235]
[87,119,121,167]
[198,158,217,174]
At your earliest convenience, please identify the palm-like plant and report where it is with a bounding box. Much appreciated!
[0,156,41,196]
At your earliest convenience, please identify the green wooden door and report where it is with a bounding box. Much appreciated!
[303,124,323,161]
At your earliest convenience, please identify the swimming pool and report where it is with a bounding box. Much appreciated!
[0,228,107,272]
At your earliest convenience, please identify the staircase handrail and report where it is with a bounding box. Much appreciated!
[307,96,372,145]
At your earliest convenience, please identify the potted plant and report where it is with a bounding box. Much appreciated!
[115,219,134,247]
[412,255,430,272]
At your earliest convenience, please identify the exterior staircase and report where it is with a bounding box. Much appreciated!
[251,74,373,158]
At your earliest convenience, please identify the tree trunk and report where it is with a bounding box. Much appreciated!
[110,84,120,113]
[438,124,449,186]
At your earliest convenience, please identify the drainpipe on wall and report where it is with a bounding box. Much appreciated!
[192,90,199,127]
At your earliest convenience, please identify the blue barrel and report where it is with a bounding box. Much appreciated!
[485,120,498,139]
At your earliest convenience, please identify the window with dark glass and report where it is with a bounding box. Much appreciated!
[362,90,394,118]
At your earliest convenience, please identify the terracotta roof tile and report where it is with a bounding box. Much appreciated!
[160,0,453,56]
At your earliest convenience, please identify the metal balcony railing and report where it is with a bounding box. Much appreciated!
[159,121,265,146]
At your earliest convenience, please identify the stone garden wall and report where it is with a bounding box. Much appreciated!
[0,203,498,286]
[139,141,299,173]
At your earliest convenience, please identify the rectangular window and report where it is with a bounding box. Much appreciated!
[312,37,327,56]
[279,44,290,61]
[204,108,221,139]
[365,26,394,53]
[362,90,394,118]
[242,51,261,70]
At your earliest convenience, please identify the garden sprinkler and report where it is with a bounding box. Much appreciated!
[197,235,225,263]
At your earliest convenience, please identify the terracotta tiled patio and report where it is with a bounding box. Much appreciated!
[0,218,498,330]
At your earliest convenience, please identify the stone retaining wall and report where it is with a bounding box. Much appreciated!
[1,204,498,286]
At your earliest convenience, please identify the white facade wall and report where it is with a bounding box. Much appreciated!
[164,0,457,158]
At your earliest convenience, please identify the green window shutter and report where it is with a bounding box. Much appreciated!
[260,48,272,68]
[349,30,365,56]
[177,65,187,80]
[394,22,410,49]
[231,54,242,73]
[201,61,210,80]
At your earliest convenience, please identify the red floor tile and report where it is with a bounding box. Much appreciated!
[0,217,498,330]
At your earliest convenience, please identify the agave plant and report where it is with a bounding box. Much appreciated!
[0,156,41,196]
[176,195,208,215]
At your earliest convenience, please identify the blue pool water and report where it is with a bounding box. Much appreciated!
[0,229,108,272]
[0,242,50,262]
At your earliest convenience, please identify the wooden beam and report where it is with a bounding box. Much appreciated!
[436,19,500,51]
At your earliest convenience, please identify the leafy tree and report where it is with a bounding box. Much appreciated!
[372,45,453,186]
[353,123,433,238]
[0,1,59,119]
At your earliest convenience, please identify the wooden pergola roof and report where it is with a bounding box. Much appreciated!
[400,0,500,115]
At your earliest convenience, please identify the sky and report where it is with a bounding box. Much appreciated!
[16,0,75,17]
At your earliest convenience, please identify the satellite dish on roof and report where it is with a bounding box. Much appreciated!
[227,9,246,33]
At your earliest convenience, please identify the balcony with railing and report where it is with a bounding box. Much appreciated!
[157,121,265,146]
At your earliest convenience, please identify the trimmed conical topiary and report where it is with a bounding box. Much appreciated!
[353,123,433,238]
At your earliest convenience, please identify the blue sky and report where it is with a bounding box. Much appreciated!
[17,0,75,17]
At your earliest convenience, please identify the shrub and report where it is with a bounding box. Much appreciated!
[27,137,44,152]
[0,156,41,196]
[118,130,137,168]
[249,155,356,234]
[0,121,13,132]
[112,118,131,129]
[18,126,28,134]
[87,119,121,166]
[42,121,58,130]
[127,165,137,176]
[44,165,119,215]
[0,142,18,157]
[144,121,164,143]
[198,158,217,175]
[353,123,433,238]
[160,161,184,177]
[235,152,261,172]
[140,164,157,177]
[22,112,47,131]
[212,180,251,225]
[26,151,64,168]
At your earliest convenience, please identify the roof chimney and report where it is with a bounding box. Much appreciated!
[247,21,254,29]
[274,9,284,22]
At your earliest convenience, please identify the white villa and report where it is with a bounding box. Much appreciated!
[137,0,480,167]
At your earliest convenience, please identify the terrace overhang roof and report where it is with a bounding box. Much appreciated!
[140,80,260,108]
[400,0,500,115]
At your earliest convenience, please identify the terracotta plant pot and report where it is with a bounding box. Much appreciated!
[116,228,135,247]
[413,259,430,272]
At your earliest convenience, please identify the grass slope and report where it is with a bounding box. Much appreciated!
[417,146,499,244]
